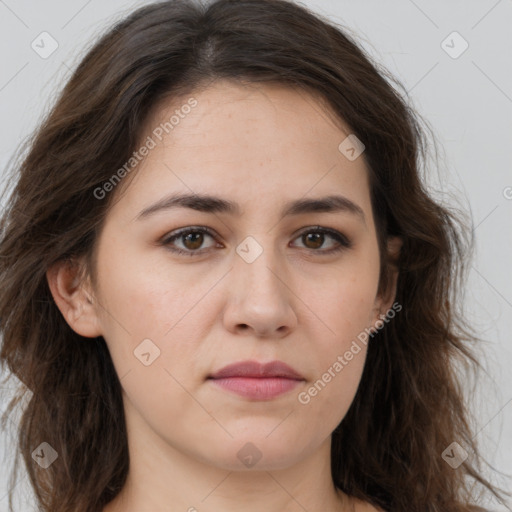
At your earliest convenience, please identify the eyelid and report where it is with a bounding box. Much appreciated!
[159,225,219,253]
[292,225,351,248]
[159,225,352,256]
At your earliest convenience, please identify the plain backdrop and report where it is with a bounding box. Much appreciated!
[0,0,511,510]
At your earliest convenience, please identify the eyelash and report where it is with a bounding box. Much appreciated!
[160,225,352,257]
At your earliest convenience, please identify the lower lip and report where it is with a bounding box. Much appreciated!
[208,377,302,400]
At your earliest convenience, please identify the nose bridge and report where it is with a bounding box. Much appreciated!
[224,233,297,336]
[234,234,284,299]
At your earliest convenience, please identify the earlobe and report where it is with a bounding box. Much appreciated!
[372,235,403,322]
[386,235,402,270]
[385,236,402,307]
[46,258,102,338]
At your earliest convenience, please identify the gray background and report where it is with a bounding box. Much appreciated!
[0,0,511,510]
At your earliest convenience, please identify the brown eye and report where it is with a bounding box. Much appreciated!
[181,232,205,250]
[161,227,218,256]
[292,227,352,254]
[302,232,324,249]
[161,225,352,257]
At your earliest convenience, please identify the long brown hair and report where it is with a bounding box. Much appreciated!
[0,1,510,511]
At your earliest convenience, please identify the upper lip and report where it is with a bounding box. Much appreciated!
[208,360,304,380]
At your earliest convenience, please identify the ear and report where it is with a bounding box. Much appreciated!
[370,235,402,322]
[46,258,102,338]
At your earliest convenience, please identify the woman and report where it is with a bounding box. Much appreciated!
[0,0,509,511]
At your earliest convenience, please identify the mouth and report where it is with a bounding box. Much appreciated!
[207,360,305,400]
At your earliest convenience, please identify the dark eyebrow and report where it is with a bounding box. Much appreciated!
[135,192,366,226]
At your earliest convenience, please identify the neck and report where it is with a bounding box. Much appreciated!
[103,398,355,512]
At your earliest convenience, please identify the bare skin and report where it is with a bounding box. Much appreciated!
[48,80,399,512]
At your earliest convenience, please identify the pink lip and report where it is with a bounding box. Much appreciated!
[207,360,304,400]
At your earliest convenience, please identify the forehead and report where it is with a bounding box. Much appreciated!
[109,80,372,225]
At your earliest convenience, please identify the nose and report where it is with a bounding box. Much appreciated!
[221,242,298,339]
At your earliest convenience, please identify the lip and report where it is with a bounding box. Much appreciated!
[207,360,305,400]
[208,360,304,380]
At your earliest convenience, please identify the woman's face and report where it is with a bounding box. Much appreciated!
[73,81,398,471]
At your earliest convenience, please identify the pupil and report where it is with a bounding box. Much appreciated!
[305,233,323,249]
[184,232,203,250]
[181,232,325,251]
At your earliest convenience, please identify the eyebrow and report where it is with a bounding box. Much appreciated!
[135,192,366,226]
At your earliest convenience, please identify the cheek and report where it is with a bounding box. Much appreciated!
[293,336,368,448]
[300,346,367,409]
[95,236,195,331]
[298,299,371,432]
[310,267,380,345]
[93,248,212,439]
[94,241,219,384]
[300,268,378,400]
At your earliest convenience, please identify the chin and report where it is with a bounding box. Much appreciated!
[197,436,311,472]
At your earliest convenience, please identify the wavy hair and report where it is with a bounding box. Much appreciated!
[0,0,510,511]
